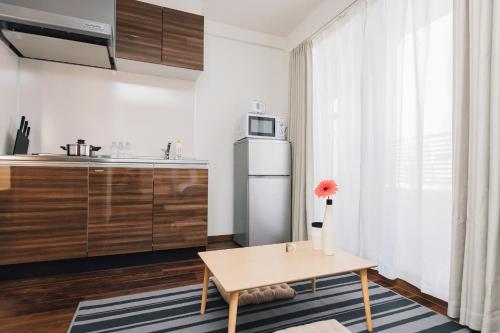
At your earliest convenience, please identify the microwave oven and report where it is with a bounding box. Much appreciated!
[237,114,287,141]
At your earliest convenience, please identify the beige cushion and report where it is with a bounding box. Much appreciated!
[211,277,296,306]
[273,319,351,333]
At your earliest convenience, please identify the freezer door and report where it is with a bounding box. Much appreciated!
[248,140,291,176]
[248,175,291,246]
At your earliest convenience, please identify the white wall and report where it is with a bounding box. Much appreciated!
[11,22,288,236]
[195,33,289,236]
[0,43,20,155]
[0,0,301,237]
[286,0,353,49]
[18,60,195,158]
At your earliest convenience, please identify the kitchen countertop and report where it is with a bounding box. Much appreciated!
[0,154,209,167]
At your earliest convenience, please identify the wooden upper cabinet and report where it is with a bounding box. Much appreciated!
[116,0,163,63]
[162,8,204,70]
[153,168,208,250]
[0,164,88,265]
[88,166,153,257]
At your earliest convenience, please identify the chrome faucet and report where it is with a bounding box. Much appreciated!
[162,142,172,160]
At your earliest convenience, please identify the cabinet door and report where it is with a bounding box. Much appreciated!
[153,168,208,250]
[116,0,163,63]
[0,164,88,265]
[162,8,204,70]
[88,166,153,257]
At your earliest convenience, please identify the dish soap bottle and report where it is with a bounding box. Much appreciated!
[175,139,183,160]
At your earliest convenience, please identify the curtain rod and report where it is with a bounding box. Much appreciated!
[309,0,362,40]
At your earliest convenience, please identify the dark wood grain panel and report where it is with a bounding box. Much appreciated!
[162,7,204,70]
[0,165,88,265]
[88,167,153,257]
[153,168,208,250]
[116,0,163,63]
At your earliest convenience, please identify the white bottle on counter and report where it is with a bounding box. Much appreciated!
[110,141,118,158]
[117,140,125,158]
[124,141,133,158]
[175,140,183,160]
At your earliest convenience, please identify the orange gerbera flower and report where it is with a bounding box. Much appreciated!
[314,180,338,198]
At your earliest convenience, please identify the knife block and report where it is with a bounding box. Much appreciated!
[12,129,30,155]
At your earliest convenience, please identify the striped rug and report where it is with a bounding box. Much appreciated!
[68,273,470,333]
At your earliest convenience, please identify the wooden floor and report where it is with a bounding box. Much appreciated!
[367,270,448,315]
[0,238,447,333]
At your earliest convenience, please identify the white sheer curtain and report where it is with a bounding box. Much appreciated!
[312,0,453,300]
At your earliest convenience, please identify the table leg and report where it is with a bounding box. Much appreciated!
[360,269,373,332]
[200,265,209,314]
[228,291,239,333]
[311,277,316,293]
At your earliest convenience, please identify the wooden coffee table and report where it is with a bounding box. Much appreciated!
[198,241,377,333]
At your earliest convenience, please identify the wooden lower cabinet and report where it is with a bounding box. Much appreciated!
[0,164,88,265]
[153,168,208,250]
[0,162,207,265]
[88,166,153,257]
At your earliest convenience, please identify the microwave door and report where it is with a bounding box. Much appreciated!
[249,115,275,137]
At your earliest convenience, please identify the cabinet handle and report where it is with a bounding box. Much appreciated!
[127,34,139,39]
[94,169,104,173]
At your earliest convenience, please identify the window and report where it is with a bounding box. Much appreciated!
[311,0,453,300]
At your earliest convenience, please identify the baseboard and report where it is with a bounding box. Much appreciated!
[208,234,234,243]
[367,268,448,310]
[0,247,205,281]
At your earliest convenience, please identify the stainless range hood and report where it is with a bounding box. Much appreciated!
[0,0,115,69]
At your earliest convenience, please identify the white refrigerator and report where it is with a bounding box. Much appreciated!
[233,139,291,246]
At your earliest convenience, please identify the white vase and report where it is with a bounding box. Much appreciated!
[322,199,335,255]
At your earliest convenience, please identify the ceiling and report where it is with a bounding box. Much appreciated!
[201,0,325,37]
